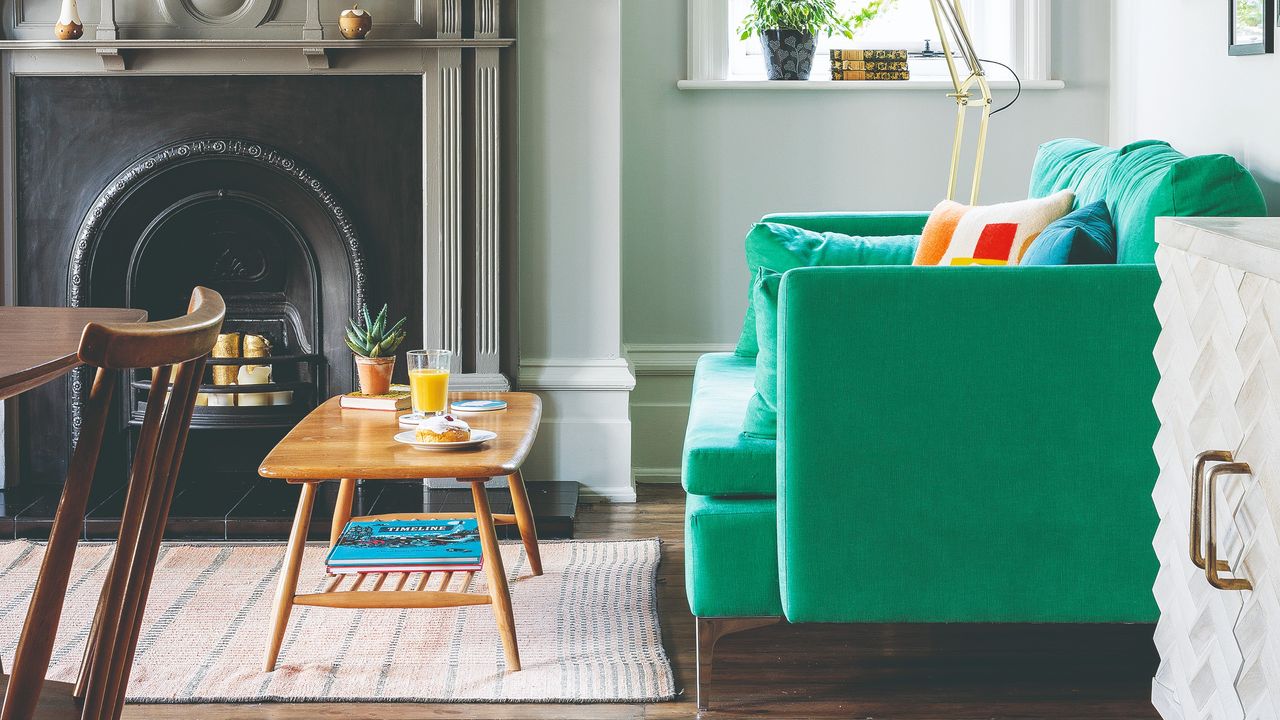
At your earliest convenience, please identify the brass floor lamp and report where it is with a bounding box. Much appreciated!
[930,0,991,204]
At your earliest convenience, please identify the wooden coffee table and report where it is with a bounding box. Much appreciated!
[257,391,542,673]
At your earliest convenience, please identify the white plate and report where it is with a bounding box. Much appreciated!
[393,429,496,450]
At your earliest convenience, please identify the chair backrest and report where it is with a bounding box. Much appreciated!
[1027,138,1266,265]
[2,287,225,720]
[77,285,224,370]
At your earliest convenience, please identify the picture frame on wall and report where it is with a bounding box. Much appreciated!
[1230,0,1274,55]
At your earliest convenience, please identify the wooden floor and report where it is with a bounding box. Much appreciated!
[123,484,1159,719]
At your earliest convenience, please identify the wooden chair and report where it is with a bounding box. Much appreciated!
[0,287,224,720]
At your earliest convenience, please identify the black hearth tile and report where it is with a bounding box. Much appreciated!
[16,477,126,540]
[226,479,381,540]
[0,486,50,540]
[366,481,427,516]
[423,486,481,513]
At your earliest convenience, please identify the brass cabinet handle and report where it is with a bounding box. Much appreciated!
[1191,450,1234,571]
[1205,462,1253,591]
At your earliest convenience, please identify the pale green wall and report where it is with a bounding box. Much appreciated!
[622,0,1113,345]
[622,0,1114,478]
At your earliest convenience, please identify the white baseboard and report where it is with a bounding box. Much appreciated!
[633,466,682,484]
[579,485,639,503]
[517,356,636,502]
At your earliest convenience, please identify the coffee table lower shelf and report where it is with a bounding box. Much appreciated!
[264,477,539,674]
[295,511,516,610]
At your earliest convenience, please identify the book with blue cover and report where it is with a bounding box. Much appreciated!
[325,518,482,569]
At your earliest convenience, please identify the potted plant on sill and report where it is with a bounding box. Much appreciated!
[739,0,897,80]
[346,303,407,396]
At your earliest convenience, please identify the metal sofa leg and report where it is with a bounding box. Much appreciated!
[695,616,782,711]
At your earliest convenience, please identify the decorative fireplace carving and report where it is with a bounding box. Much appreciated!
[66,137,368,443]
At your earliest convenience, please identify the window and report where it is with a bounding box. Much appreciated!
[688,0,1050,84]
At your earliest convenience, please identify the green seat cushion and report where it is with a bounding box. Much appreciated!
[734,223,919,356]
[682,353,777,497]
[1029,138,1265,264]
[685,493,782,618]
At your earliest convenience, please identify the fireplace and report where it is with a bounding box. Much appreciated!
[14,76,422,498]
[69,137,368,439]
[0,1,561,539]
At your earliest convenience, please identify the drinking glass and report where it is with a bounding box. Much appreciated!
[407,349,452,417]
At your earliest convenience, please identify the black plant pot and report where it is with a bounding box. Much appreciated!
[760,28,816,80]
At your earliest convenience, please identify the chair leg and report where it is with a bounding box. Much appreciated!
[264,482,317,672]
[505,471,542,576]
[1,369,116,720]
[695,616,782,712]
[472,481,520,672]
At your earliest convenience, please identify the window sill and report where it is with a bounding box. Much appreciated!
[676,79,1066,91]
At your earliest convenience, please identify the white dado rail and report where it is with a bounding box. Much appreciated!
[1152,218,1280,718]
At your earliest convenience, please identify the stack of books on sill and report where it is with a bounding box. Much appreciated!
[830,49,910,81]
[325,518,483,574]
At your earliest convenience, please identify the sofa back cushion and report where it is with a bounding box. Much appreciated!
[1028,138,1266,264]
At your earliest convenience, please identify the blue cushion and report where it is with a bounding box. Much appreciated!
[1020,200,1117,266]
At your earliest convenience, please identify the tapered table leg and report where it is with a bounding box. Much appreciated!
[471,481,520,672]
[264,481,317,672]
[505,470,542,576]
[330,478,356,549]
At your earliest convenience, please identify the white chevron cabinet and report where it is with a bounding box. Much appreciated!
[1152,218,1280,720]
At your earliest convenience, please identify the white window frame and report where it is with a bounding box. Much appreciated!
[686,0,1052,83]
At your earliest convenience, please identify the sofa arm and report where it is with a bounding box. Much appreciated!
[760,211,929,237]
[775,264,1161,624]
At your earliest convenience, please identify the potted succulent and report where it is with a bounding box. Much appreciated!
[739,0,896,80]
[345,303,407,396]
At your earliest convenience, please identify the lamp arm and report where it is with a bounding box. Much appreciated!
[930,0,992,205]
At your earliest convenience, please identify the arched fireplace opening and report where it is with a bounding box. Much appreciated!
[70,138,366,442]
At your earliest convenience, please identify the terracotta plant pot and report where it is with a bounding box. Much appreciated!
[354,355,395,396]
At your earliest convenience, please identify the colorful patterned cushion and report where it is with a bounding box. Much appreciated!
[913,190,1075,266]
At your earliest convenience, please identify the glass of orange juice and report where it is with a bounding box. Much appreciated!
[406,349,452,418]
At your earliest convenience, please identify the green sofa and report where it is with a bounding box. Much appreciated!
[683,138,1267,709]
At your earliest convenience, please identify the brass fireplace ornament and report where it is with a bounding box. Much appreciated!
[339,3,373,40]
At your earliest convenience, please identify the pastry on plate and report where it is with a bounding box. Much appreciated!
[415,414,471,443]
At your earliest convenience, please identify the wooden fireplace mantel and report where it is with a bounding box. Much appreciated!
[0,37,515,71]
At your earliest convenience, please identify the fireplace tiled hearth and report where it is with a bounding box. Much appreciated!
[0,1,576,538]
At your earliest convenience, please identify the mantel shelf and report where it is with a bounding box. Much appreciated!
[0,37,515,70]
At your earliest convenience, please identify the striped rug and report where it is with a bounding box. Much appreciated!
[0,539,674,703]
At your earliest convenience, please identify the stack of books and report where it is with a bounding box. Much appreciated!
[339,383,411,411]
[325,518,483,574]
[830,49,910,81]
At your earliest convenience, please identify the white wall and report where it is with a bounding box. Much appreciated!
[1111,0,1280,210]
[517,0,637,502]
[623,0,1115,481]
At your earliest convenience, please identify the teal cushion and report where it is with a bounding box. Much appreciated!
[735,223,919,356]
[682,353,777,497]
[685,493,782,617]
[1020,200,1116,265]
[743,268,781,438]
[1028,138,1266,264]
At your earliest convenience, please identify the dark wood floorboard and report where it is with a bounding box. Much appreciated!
[122,484,1158,719]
